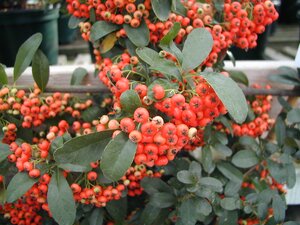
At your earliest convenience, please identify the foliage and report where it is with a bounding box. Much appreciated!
[0,1,298,225]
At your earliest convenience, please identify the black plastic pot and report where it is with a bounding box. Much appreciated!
[0,8,59,67]
[58,14,77,45]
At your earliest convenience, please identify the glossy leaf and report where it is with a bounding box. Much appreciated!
[81,106,103,122]
[287,108,300,124]
[272,195,286,222]
[70,67,88,85]
[106,198,127,224]
[201,146,215,174]
[149,192,176,208]
[160,22,181,45]
[100,132,137,181]
[171,0,187,15]
[275,116,286,146]
[228,70,249,86]
[141,177,173,194]
[200,177,223,193]
[220,197,239,210]
[90,21,120,42]
[182,28,213,72]
[6,173,37,203]
[269,66,300,86]
[14,33,43,81]
[201,72,248,124]
[140,204,162,225]
[136,47,181,80]
[120,90,142,114]
[232,150,259,168]
[0,64,8,85]
[178,198,198,225]
[151,0,171,21]
[89,208,104,225]
[217,162,243,184]
[0,143,10,163]
[48,170,76,225]
[100,33,118,53]
[124,21,150,47]
[32,50,49,92]
[54,130,114,171]
[177,170,194,184]
[68,15,86,29]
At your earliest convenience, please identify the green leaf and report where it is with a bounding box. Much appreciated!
[149,192,176,208]
[81,106,103,122]
[124,21,150,47]
[182,28,213,72]
[136,47,181,80]
[32,50,49,92]
[120,90,142,114]
[272,195,286,222]
[228,70,249,86]
[160,41,183,63]
[89,208,104,225]
[257,203,268,220]
[140,204,162,225]
[287,108,300,124]
[100,132,137,181]
[68,15,86,29]
[201,146,215,174]
[0,187,6,204]
[171,0,187,15]
[54,130,114,171]
[217,162,243,184]
[220,197,239,211]
[201,72,248,124]
[90,21,120,42]
[269,66,300,86]
[71,67,88,85]
[147,78,179,101]
[106,198,127,224]
[212,143,232,157]
[195,198,212,216]
[14,33,43,82]
[178,198,198,225]
[275,116,286,146]
[151,0,171,21]
[177,170,194,184]
[0,143,10,163]
[231,150,259,168]
[141,177,173,194]
[283,222,300,225]
[160,22,181,45]
[224,181,241,197]
[6,173,37,203]
[200,177,223,193]
[286,163,296,188]
[48,170,76,225]
[189,161,202,180]
[278,96,292,111]
[0,64,8,85]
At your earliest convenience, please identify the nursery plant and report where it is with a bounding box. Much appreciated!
[0,0,299,225]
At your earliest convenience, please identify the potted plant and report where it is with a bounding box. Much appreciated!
[0,0,59,66]
[0,0,299,225]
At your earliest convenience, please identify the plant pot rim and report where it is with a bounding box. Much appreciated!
[0,8,59,25]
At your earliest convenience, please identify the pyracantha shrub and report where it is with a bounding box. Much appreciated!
[0,1,298,225]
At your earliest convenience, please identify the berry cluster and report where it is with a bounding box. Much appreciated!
[0,177,50,225]
[121,165,162,197]
[0,86,92,131]
[67,0,278,68]
[223,0,279,49]
[71,182,125,207]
